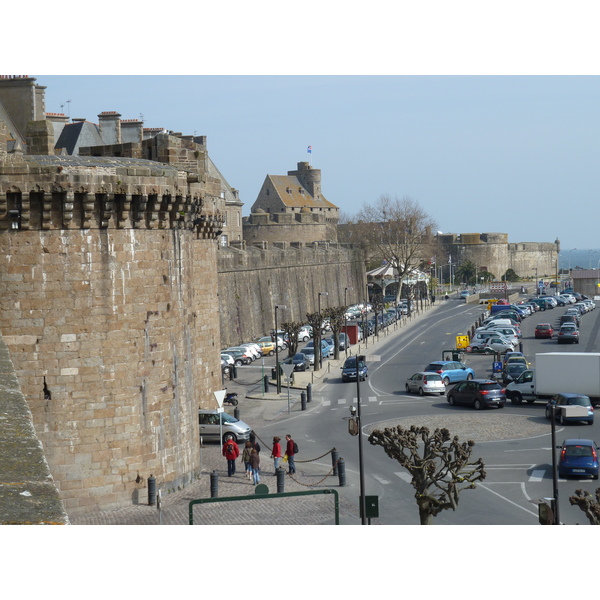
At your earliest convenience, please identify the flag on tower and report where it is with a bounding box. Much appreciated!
[307,145,312,153]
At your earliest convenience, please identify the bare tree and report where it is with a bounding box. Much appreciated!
[357,195,437,305]
[323,306,346,360]
[368,425,486,524]
[569,489,600,524]
[305,312,323,371]
[280,321,304,358]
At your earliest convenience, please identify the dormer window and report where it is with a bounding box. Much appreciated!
[298,188,304,194]
[286,187,292,194]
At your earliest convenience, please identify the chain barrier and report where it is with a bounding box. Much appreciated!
[251,432,340,488]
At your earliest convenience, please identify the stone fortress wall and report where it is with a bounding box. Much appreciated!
[0,153,224,515]
[439,232,559,280]
[218,242,366,348]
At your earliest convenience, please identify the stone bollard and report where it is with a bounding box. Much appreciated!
[331,447,339,476]
[307,383,312,403]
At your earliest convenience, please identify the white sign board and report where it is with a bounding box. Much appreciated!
[281,363,295,381]
[213,389,226,409]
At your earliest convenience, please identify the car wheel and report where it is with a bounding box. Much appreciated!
[443,377,450,386]
[526,399,536,404]
[467,373,473,380]
[268,350,274,356]
[594,473,599,480]
[439,391,445,395]
[418,387,424,396]
[473,399,483,410]
[405,384,411,393]
[511,393,523,405]
[235,359,243,366]
[448,395,455,406]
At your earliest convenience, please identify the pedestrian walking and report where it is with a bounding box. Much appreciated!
[249,448,260,485]
[241,440,253,479]
[222,435,240,477]
[249,431,261,454]
[271,436,282,473]
[284,433,296,474]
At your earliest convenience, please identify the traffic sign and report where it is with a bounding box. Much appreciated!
[213,389,226,408]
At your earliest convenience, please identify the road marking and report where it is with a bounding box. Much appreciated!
[529,470,545,482]
[395,472,412,483]
[373,474,391,485]
[478,483,539,518]
[323,396,378,407]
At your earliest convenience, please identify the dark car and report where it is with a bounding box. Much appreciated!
[534,323,554,338]
[558,439,599,479]
[341,355,368,382]
[424,361,475,385]
[559,314,579,328]
[283,353,311,372]
[502,363,527,384]
[557,324,579,344]
[545,393,594,425]
[447,379,506,409]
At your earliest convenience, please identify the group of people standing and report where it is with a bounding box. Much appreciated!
[222,432,297,485]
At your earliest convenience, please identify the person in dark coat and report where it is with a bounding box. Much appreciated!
[271,436,282,473]
[249,448,260,485]
[222,435,240,476]
[284,434,296,474]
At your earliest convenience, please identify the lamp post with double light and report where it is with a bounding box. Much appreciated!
[274,304,286,394]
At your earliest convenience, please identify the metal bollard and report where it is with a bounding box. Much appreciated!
[331,447,339,475]
[148,474,156,505]
[264,374,270,392]
[231,365,237,379]
[276,467,285,493]
[337,457,346,486]
[301,391,307,411]
[519,341,523,353]
[307,383,312,403]
[210,470,218,498]
[234,406,240,420]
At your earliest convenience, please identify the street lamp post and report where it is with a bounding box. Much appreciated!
[274,304,286,394]
[350,353,367,525]
[344,287,353,358]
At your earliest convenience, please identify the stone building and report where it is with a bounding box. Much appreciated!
[243,161,339,244]
[0,76,227,514]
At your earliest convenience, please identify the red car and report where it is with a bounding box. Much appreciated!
[534,323,554,338]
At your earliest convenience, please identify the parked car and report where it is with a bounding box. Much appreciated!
[503,351,527,366]
[305,339,332,358]
[559,314,579,328]
[558,439,599,479]
[483,335,516,354]
[198,409,252,443]
[223,348,252,366]
[534,323,554,338]
[557,324,579,344]
[226,346,256,361]
[299,347,315,365]
[283,353,311,372]
[423,361,475,386]
[447,379,506,409]
[256,335,286,350]
[257,341,276,356]
[298,326,313,342]
[545,393,594,425]
[405,372,446,396]
[341,355,368,382]
[239,343,262,359]
[221,353,234,366]
[324,335,347,352]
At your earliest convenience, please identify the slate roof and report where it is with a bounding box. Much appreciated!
[54,120,104,155]
[267,174,337,209]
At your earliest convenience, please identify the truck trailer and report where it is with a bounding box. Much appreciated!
[505,352,600,406]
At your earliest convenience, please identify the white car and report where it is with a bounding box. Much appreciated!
[483,335,516,354]
[298,326,312,342]
[240,343,261,359]
[405,372,446,396]
[221,353,234,366]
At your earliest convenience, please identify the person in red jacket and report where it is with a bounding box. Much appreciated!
[271,436,282,474]
[222,435,240,476]
[284,434,296,474]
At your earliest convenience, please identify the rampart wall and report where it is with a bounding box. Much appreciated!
[218,243,366,348]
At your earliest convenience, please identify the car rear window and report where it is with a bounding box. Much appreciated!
[424,374,442,381]
[425,363,441,371]
[565,445,593,457]
[479,383,502,391]
[567,396,591,406]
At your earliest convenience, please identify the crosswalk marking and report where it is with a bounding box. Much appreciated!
[529,470,545,482]
[323,396,378,407]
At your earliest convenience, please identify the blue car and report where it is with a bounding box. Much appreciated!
[341,355,368,382]
[558,439,599,479]
[305,339,332,358]
[424,361,475,386]
[545,393,594,425]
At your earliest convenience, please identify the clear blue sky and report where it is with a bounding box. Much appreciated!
[37,75,599,250]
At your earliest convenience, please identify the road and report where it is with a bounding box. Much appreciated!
[232,296,600,524]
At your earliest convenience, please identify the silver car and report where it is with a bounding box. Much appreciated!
[405,372,446,396]
[198,409,252,444]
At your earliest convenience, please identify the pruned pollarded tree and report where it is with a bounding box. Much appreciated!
[305,312,323,371]
[322,306,346,360]
[280,321,304,358]
[569,489,600,524]
[357,195,437,306]
[368,424,486,524]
